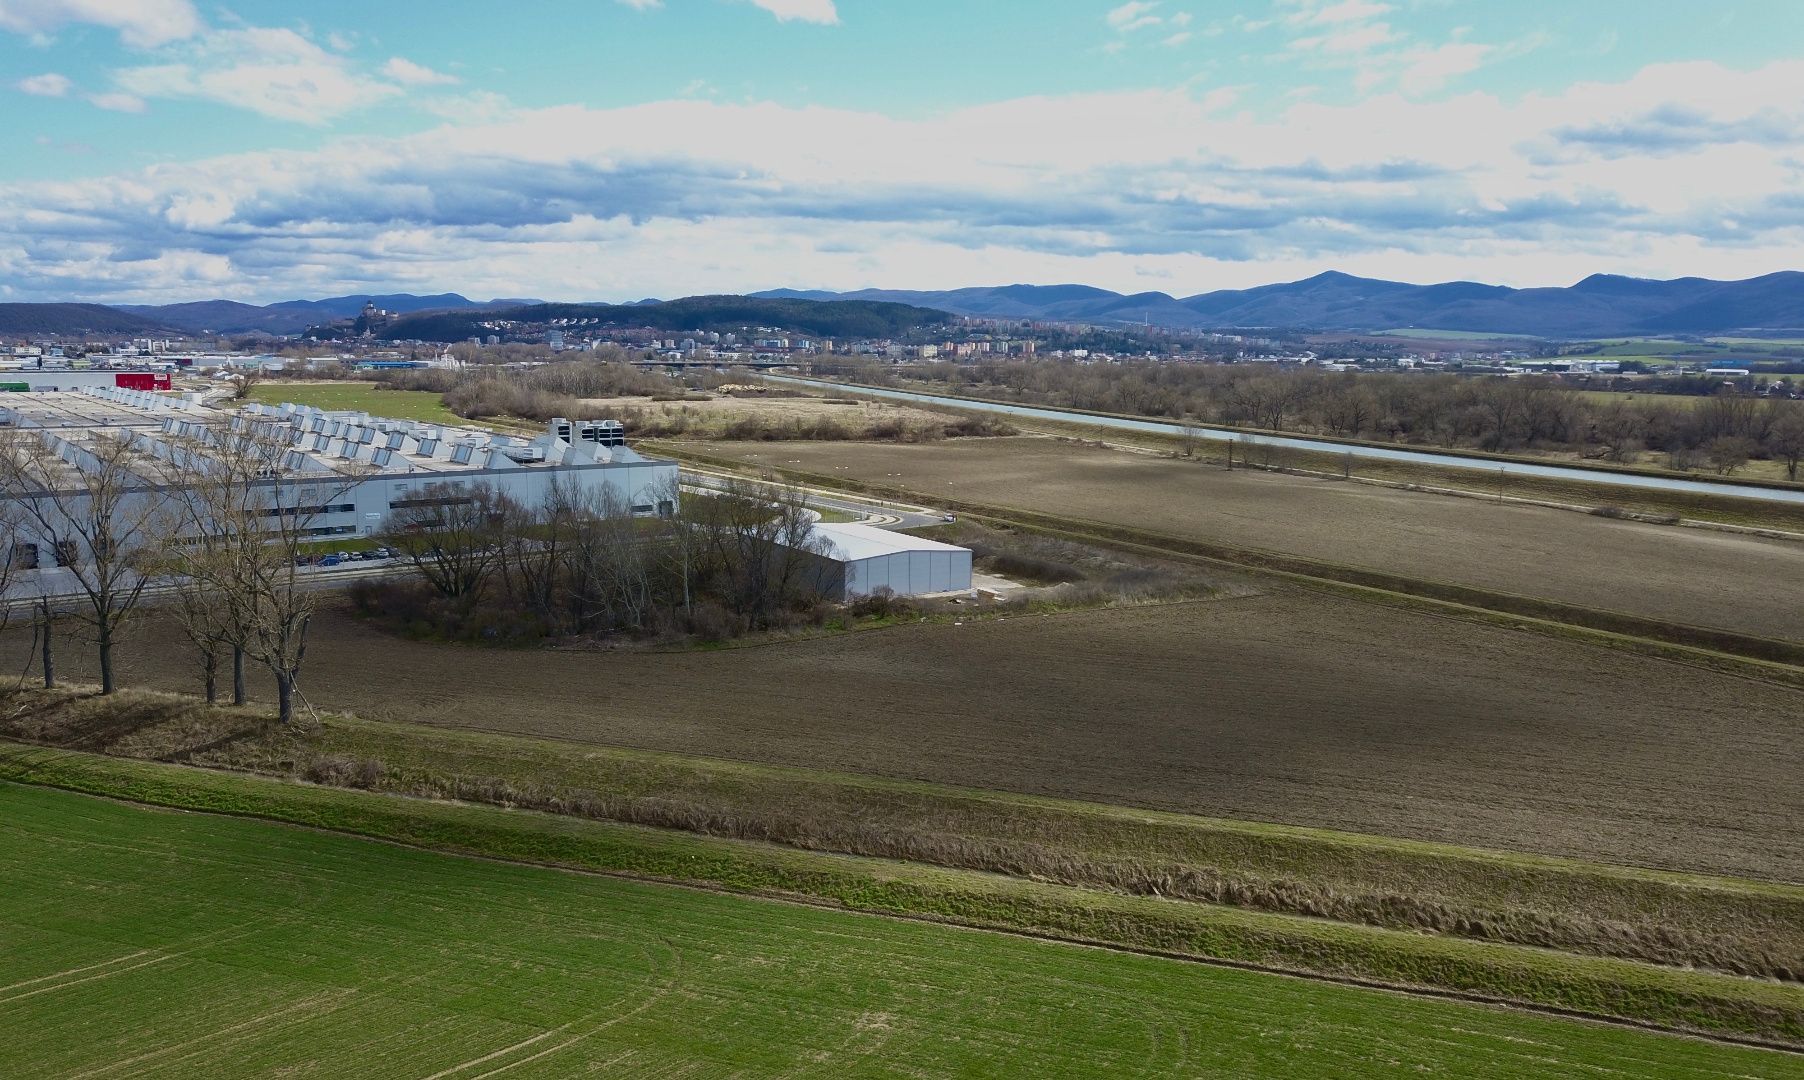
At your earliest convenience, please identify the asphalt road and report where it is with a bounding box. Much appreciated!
[680,469,946,530]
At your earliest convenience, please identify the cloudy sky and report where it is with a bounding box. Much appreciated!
[3,0,1803,304]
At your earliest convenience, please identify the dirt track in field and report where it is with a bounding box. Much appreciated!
[688,437,1804,643]
[30,589,1803,881]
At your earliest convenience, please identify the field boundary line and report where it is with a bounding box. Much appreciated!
[3,755,1798,1057]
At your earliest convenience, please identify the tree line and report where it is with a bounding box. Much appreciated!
[365,476,835,645]
[0,421,368,723]
[891,361,1804,478]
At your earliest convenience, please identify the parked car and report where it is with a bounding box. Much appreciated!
[319,555,342,567]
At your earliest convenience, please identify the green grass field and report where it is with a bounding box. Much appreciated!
[1373,328,1541,341]
[1567,389,1709,408]
[0,781,1789,1078]
[1584,340,1704,357]
[248,381,461,425]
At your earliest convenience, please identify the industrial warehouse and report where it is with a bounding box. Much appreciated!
[805,522,973,601]
[0,387,971,601]
[0,387,681,563]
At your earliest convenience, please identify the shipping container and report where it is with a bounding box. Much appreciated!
[113,372,173,391]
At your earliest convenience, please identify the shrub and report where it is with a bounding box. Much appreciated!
[849,588,917,620]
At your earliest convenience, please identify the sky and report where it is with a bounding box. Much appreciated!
[2,0,1804,304]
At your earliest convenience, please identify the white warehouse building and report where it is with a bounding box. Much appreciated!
[0,388,679,565]
[805,522,973,600]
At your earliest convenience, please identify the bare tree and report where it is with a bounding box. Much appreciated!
[496,476,578,632]
[0,429,164,694]
[685,476,832,623]
[1175,417,1202,459]
[384,481,510,603]
[164,420,367,724]
[568,486,658,633]
[228,368,264,402]
[160,548,244,705]
[1764,404,1804,482]
[0,501,39,691]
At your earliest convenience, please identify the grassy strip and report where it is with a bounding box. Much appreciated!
[663,443,1804,673]
[247,382,465,425]
[1,745,1798,1048]
[8,685,1796,980]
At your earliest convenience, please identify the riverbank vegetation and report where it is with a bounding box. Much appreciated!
[882,361,1804,479]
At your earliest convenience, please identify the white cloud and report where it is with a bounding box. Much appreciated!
[613,0,834,22]
[744,0,837,23]
[419,90,514,123]
[1107,2,1161,31]
[1291,21,1395,54]
[1396,41,1493,96]
[1283,0,1391,27]
[4,60,1804,302]
[15,71,70,95]
[1161,31,1192,47]
[86,90,145,111]
[0,0,201,47]
[382,57,458,86]
[1277,0,1511,95]
[114,27,402,124]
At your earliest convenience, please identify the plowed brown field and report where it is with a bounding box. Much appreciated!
[23,587,1802,881]
[686,437,1804,643]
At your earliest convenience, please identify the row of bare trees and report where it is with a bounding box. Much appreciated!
[901,361,1804,475]
[376,475,831,643]
[0,420,366,723]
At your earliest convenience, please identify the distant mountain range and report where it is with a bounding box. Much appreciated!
[110,293,542,336]
[754,270,1804,338]
[4,271,1803,339]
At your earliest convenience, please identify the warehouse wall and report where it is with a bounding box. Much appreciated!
[843,548,972,599]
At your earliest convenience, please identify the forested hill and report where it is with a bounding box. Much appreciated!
[377,295,950,342]
[0,303,174,336]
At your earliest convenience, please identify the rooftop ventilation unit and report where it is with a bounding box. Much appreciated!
[576,419,626,447]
